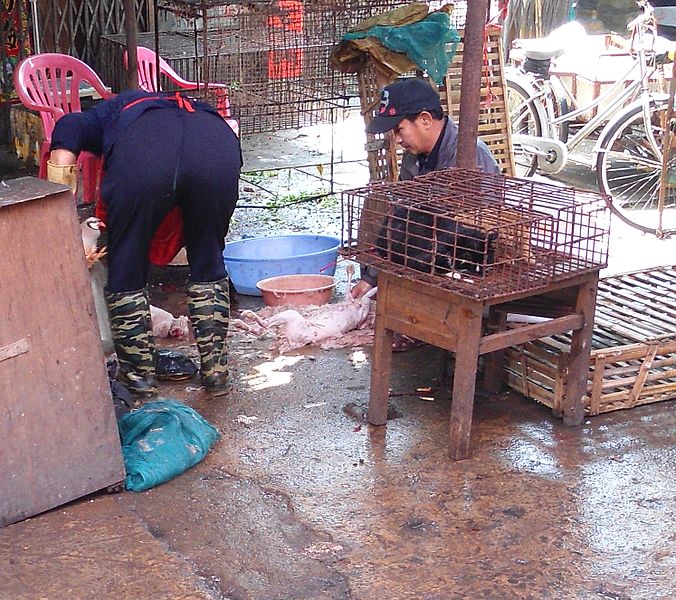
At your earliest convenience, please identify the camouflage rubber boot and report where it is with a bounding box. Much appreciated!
[105,288,158,398]
[187,277,230,396]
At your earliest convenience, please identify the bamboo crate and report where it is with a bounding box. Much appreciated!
[505,265,676,416]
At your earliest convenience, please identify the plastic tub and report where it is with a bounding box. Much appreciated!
[223,234,340,296]
[256,274,336,306]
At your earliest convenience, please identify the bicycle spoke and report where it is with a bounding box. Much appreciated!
[505,78,542,178]
[596,100,676,235]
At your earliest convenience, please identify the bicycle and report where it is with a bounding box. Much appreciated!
[505,0,676,237]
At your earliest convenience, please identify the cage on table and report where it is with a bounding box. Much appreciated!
[341,168,611,301]
[345,168,611,458]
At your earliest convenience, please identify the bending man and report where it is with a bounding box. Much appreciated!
[50,89,241,397]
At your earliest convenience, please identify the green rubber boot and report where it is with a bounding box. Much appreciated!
[105,288,158,398]
[187,277,230,396]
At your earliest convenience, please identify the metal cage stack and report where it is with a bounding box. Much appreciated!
[342,168,611,301]
[101,0,456,135]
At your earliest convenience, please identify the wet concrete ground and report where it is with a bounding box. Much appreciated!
[1,273,675,599]
[1,130,675,599]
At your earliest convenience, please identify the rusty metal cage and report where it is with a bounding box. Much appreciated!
[98,0,463,135]
[341,168,611,301]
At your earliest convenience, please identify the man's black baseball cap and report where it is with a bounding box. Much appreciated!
[366,78,443,134]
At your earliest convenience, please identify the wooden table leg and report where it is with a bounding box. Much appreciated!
[482,308,507,394]
[448,304,483,460]
[367,280,393,426]
[563,273,599,426]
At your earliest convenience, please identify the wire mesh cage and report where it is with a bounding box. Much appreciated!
[342,168,611,301]
[114,0,453,134]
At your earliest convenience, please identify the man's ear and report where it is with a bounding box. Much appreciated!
[417,111,434,128]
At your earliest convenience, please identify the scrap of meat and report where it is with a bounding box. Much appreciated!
[233,287,377,354]
[150,305,190,339]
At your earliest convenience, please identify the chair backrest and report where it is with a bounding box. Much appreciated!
[13,53,113,142]
[123,46,236,130]
[124,46,198,92]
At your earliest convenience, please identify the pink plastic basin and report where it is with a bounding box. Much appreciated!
[256,274,336,307]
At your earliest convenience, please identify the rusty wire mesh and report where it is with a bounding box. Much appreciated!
[98,0,464,134]
[341,168,610,301]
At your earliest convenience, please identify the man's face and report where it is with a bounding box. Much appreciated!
[392,114,435,155]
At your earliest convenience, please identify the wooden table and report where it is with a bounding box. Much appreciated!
[368,269,601,460]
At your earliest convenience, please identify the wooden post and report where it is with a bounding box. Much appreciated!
[482,308,507,393]
[456,0,489,169]
[367,275,393,426]
[657,59,676,236]
[448,301,483,460]
[563,273,599,425]
[123,0,139,89]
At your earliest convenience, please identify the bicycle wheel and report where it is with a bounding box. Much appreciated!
[596,99,676,236]
[505,78,543,178]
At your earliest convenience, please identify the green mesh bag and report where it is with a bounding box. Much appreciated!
[343,12,460,84]
[118,399,220,492]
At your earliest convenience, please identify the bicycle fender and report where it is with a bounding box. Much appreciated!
[593,93,669,159]
[504,67,550,134]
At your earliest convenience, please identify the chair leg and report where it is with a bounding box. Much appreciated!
[38,142,49,179]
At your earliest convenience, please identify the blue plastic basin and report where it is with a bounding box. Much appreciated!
[223,234,341,296]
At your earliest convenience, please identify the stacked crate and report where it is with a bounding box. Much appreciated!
[505,266,676,415]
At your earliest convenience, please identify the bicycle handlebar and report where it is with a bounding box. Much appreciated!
[628,1,654,32]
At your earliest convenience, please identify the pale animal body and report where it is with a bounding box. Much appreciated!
[235,287,377,354]
[150,305,190,339]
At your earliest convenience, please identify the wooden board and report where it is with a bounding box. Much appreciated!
[0,177,124,527]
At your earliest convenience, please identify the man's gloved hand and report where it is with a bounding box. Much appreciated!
[47,161,78,195]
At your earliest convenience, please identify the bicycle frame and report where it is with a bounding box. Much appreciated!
[508,6,665,167]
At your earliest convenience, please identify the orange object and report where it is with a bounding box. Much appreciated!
[256,274,335,307]
[267,0,304,79]
[95,201,183,267]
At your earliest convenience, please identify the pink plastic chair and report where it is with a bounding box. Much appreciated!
[13,53,114,204]
[123,46,239,136]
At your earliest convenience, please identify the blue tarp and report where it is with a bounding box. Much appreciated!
[118,399,220,492]
[342,12,460,84]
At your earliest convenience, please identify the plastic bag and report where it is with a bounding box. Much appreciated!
[118,399,220,492]
[342,12,460,84]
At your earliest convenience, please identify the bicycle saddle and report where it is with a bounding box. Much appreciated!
[517,39,566,61]
[514,21,586,61]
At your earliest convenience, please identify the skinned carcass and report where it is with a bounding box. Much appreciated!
[234,287,377,354]
[150,305,190,339]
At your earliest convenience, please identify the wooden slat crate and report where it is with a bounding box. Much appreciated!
[505,265,676,416]
[357,25,514,183]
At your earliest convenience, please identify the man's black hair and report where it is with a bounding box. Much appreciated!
[404,107,445,122]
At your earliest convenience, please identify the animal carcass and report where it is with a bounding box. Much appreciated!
[234,287,377,354]
[150,305,190,339]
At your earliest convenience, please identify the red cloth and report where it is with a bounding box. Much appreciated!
[95,201,184,266]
